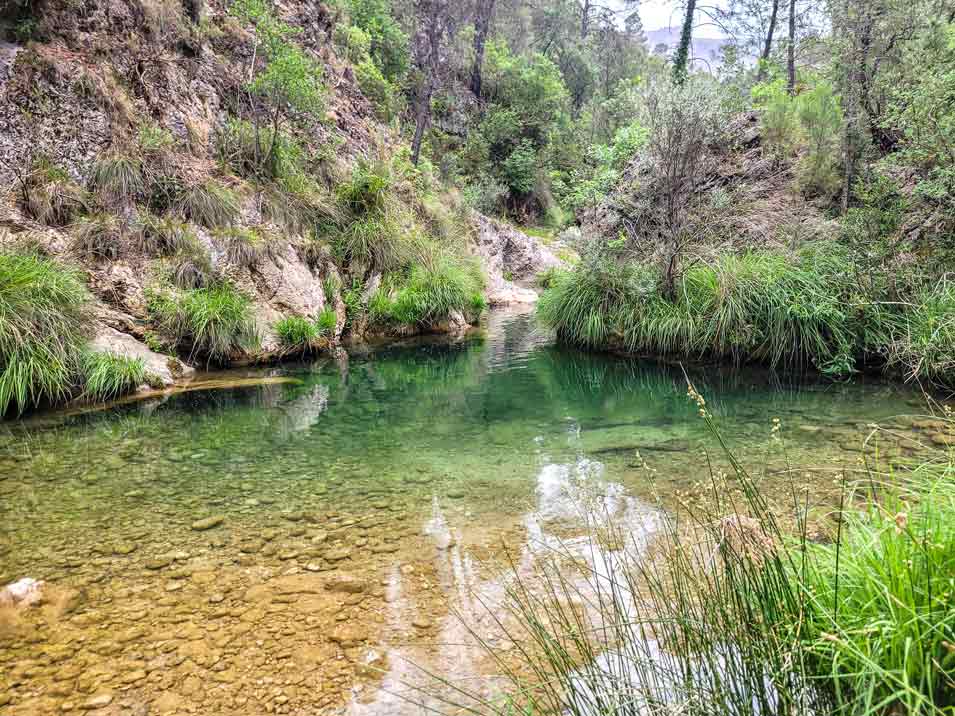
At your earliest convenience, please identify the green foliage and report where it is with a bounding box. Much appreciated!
[72,213,126,261]
[148,283,259,362]
[274,315,323,352]
[888,281,955,383]
[18,158,87,227]
[370,259,485,327]
[80,351,147,402]
[777,471,955,714]
[796,81,843,197]
[462,176,507,215]
[217,118,304,181]
[89,154,145,206]
[169,244,216,290]
[752,78,801,159]
[333,23,371,63]
[501,140,537,195]
[175,179,240,228]
[336,160,392,214]
[345,0,409,84]
[230,0,325,119]
[316,308,337,334]
[137,121,176,157]
[0,251,89,415]
[355,58,400,121]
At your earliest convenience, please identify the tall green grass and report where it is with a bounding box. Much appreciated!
[80,351,147,402]
[425,403,955,716]
[148,283,259,363]
[369,259,486,327]
[539,246,955,383]
[0,251,90,414]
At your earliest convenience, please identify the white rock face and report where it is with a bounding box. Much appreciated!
[471,212,564,306]
[251,246,327,351]
[90,326,194,387]
[0,578,44,607]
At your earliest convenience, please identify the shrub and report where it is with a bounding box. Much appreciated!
[463,176,507,215]
[752,77,801,159]
[137,121,176,158]
[796,81,843,198]
[0,251,89,415]
[136,213,198,257]
[72,213,126,260]
[89,154,144,206]
[148,283,259,362]
[176,179,240,228]
[217,118,303,181]
[80,351,147,402]
[501,140,537,195]
[213,226,281,268]
[17,159,87,227]
[355,58,399,121]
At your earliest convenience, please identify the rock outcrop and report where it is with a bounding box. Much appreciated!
[90,326,194,387]
[471,212,564,305]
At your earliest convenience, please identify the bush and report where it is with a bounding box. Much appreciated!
[80,351,147,402]
[17,159,87,227]
[796,81,843,198]
[355,58,400,121]
[752,77,801,159]
[72,213,126,261]
[89,154,144,206]
[463,176,508,215]
[370,259,485,326]
[148,283,259,362]
[176,179,240,228]
[217,118,303,181]
[0,251,89,415]
[337,160,393,214]
[501,140,537,195]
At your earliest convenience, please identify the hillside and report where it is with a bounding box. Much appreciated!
[0,0,560,413]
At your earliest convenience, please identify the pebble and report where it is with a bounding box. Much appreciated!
[144,557,172,570]
[81,693,113,710]
[324,548,352,562]
[191,515,225,531]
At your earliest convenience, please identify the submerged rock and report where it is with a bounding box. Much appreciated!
[0,577,44,607]
[190,515,225,531]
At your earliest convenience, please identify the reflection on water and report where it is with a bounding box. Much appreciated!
[0,305,930,715]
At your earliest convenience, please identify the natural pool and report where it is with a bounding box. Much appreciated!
[0,306,940,715]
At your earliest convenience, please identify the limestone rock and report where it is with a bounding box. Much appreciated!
[90,326,194,387]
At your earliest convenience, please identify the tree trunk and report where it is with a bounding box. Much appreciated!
[470,0,495,98]
[411,77,436,165]
[672,0,696,85]
[786,0,796,94]
[580,0,591,38]
[755,0,780,82]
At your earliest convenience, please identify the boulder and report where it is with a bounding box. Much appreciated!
[90,326,193,387]
[0,577,44,607]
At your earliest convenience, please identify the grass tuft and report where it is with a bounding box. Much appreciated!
[136,213,199,257]
[72,213,126,260]
[0,251,89,415]
[89,154,145,205]
[213,226,282,269]
[148,283,259,363]
[80,351,147,402]
[370,258,486,327]
[175,179,240,229]
[17,159,87,227]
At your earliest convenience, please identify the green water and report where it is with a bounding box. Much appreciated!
[0,306,932,715]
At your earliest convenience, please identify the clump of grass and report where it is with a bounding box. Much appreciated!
[71,213,126,261]
[136,213,198,257]
[0,251,89,415]
[371,259,486,327]
[536,265,564,289]
[217,118,303,182]
[333,216,418,272]
[337,160,393,214]
[175,179,240,229]
[213,226,281,269]
[89,154,144,206]
[888,280,955,384]
[17,159,87,227]
[137,121,176,159]
[80,351,147,402]
[316,307,337,335]
[148,283,259,362]
[169,244,216,290]
[274,315,324,353]
[261,173,342,235]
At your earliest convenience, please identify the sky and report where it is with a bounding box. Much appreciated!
[633,0,728,38]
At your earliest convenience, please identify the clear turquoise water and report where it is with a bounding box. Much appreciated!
[0,306,930,714]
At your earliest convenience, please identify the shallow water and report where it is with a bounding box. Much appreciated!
[0,306,939,715]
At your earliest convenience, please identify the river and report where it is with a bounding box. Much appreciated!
[0,305,935,714]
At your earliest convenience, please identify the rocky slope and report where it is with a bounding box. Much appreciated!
[0,0,560,402]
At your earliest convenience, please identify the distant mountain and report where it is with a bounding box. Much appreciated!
[645,28,729,68]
